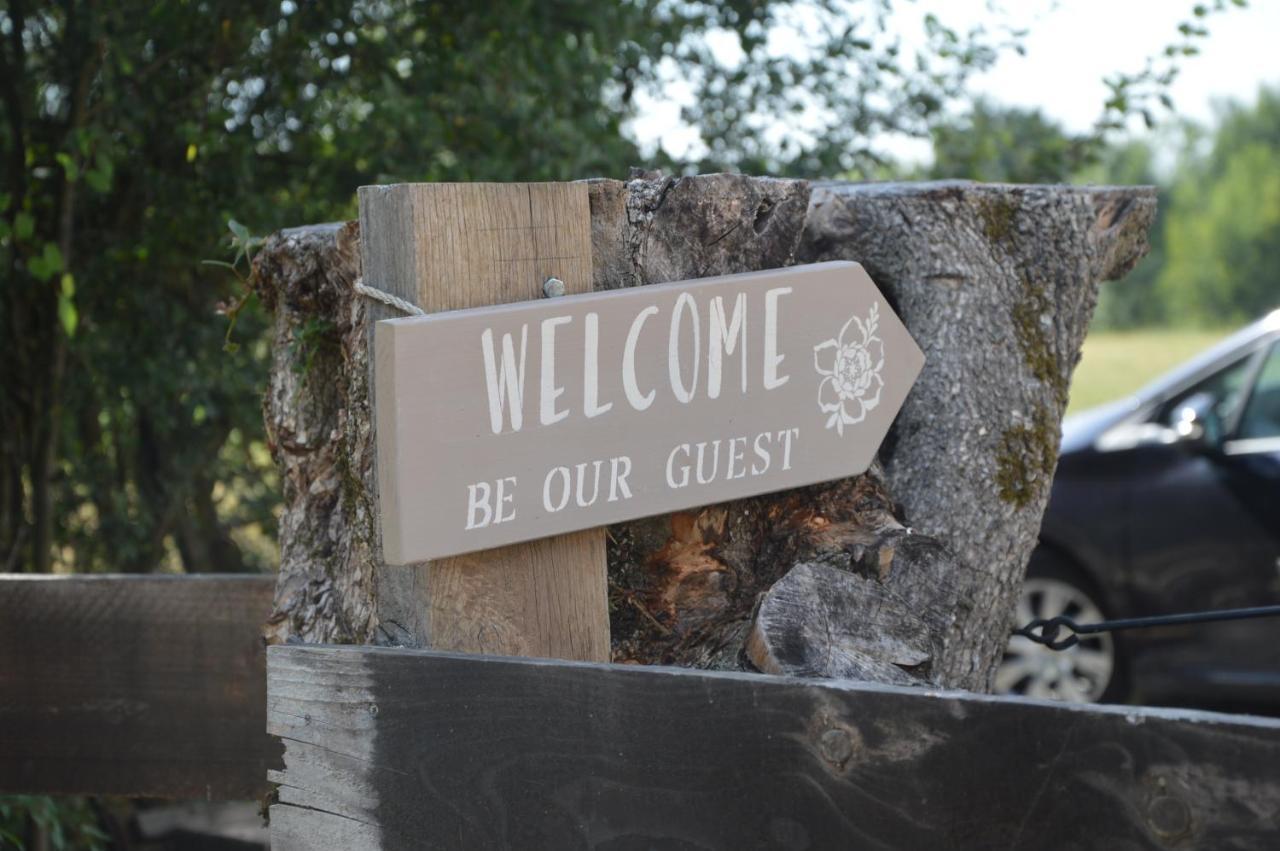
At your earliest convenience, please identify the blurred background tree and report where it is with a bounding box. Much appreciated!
[0,0,1264,576]
[927,98,1083,184]
[1156,87,1280,326]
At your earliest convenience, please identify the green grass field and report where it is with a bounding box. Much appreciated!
[1066,328,1233,414]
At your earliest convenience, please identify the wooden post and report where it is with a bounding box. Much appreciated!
[358,183,609,661]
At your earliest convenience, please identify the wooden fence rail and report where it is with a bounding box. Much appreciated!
[269,644,1280,850]
[0,574,278,799]
[5,573,1280,850]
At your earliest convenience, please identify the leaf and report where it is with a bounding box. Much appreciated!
[56,152,79,182]
[28,242,64,281]
[58,274,78,337]
[186,143,198,163]
[200,259,239,270]
[228,219,251,243]
[14,210,34,240]
[85,154,114,193]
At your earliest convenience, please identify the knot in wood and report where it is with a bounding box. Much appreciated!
[1146,795,1192,840]
[817,727,856,768]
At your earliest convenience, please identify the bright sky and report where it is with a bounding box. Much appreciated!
[631,0,1280,166]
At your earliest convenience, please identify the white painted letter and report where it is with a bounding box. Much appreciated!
[543,466,571,513]
[540,315,571,426]
[708,293,747,399]
[583,312,612,419]
[695,440,721,485]
[624,306,660,411]
[666,444,691,489]
[574,461,603,508]
[777,427,799,470]
[481,326,528,434]
[495,476,517,524]
[668,292,701,404]
[465,482,493,530]
[609,456,633,502]
[727,436,747,479]
[763,287,792,390]
[751,432,771,475]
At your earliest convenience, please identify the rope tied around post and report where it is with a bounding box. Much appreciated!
[354,277,426,317]
[355,275,568,317]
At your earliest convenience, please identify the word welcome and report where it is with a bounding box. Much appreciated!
[480,287,793,434]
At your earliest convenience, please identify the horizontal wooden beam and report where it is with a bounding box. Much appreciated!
[268,645,1280,850]
[0,574,278,799]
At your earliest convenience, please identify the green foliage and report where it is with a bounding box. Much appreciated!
[929,99,1084,184]
[0,796,108,851]
[1094,0,1248,136]
[1157,86,1280,325]
[0,0,1249,574]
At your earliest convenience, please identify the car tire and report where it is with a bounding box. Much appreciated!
[997,550,1129,704]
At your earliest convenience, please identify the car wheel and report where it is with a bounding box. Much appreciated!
[996,556,1124,703]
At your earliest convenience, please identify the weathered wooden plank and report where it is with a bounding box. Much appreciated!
[0,574,278,799]
[268,644,1280,850]
[359,182,609,661]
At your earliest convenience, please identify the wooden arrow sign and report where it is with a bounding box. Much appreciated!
[375,261,923,565]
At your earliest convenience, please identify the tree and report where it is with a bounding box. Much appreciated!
[1157,86,1280,325]
[927,98,1084,184]
[0,0,1015,574]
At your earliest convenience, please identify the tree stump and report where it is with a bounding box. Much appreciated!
[252,176,1155,692]
[799,181,1155,687]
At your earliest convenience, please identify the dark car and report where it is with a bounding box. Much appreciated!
[998,310,1280,708]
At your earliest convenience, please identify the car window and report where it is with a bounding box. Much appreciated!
[1159,354,1254,428]
[1237,343,1280,440]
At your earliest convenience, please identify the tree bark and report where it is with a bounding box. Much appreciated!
[799,180,1155,687]
[253,177,1154,692]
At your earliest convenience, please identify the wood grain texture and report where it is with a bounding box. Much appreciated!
[0,574,278,799]
[747,562,932,685]
[359,183,608,661]
[268,644,1280,850]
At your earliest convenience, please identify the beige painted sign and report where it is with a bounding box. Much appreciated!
[375,261,923,564]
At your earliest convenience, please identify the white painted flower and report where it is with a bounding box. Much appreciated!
[813,302,885,435]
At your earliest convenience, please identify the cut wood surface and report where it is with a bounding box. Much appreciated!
[0,574,277,799]
[253,176,1155,692]
[268,644,1280,850]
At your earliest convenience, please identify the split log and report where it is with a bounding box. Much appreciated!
[252,176,1154,692]
[799,181,1156,687]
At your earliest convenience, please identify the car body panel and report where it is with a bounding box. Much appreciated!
[1035,310,1280,709]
